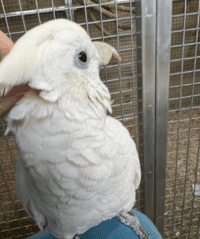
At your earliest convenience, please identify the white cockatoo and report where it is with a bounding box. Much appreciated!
[0,19,141,239]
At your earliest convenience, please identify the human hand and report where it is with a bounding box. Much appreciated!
[0,30,14,56]
[0,31,35,116]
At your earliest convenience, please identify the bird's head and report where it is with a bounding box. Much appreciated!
[0,19,120,117]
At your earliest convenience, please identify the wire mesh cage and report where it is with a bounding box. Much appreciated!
[164,0,200,238]
[0,0,200,239]
[0,0,144,238]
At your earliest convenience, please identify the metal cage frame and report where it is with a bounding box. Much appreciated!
[0,0,200,238]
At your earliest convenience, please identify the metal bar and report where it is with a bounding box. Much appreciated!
[166,156,198,165]
[164,217,200,224]
[132,82,138,183]
[0,0,132,19]
[172,12,199,17]
[114,112,141,120]
[98,0,112,119]
[51,0,56,19]
[165,199,199,206]
[154,127,197,136]
[188,137,200,237]
[170,69,200,75]
[197,209,200,239]
[166,165,199,173]
[170,55,200,62]
[84,0,89,35]
[110,88,140,95]
[6,28,141,39]
[79,15,137,26]
[129,0,137,155]
[0,6,73,19]
[112,100,141,108]
[65,0,73,20]
[168,105,200,112]
[168,136,200,144]
[169,82,200,89]
[0,0,12,39]
[155,1,172,234]
[114,1,124,122]
[171,42,200,48]
[18,0,27,32]
[171,28,198,34]
[167,146,199,154]
[169,94,200,101]
[135,0,144,214]
[170,2,190,235]
[179,2,200,235]
[165,190,197,198]
[138,0,156,221]
[34,0,41,24]
[0,0,180,20]
[102,60,139,68]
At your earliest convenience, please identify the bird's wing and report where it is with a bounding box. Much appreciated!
[104,116,141,190]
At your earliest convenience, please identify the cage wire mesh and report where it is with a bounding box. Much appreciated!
[0,0,144,238]
[0,0,200,239]
[164,0,200,238]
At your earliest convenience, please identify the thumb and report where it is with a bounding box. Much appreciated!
[0,31,14,56]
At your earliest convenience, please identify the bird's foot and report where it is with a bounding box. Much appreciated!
[116,211,153,239]
[73,234,80,239]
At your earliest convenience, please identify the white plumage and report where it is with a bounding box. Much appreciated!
[0,19,141,239]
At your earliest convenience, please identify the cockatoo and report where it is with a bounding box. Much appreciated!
[0,19,141,239]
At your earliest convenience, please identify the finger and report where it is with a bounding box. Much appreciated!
[0,85,40,116]
[0,31,14,56]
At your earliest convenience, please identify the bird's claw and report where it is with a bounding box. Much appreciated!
[73,234,80,239]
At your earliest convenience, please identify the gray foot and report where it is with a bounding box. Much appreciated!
[116,211,153,239]
[73,234,80,239]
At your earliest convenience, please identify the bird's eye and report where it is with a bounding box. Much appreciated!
[78,51,87,63]
[75,48,89,69]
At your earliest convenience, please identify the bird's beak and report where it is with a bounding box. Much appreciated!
[93,41,121,67]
